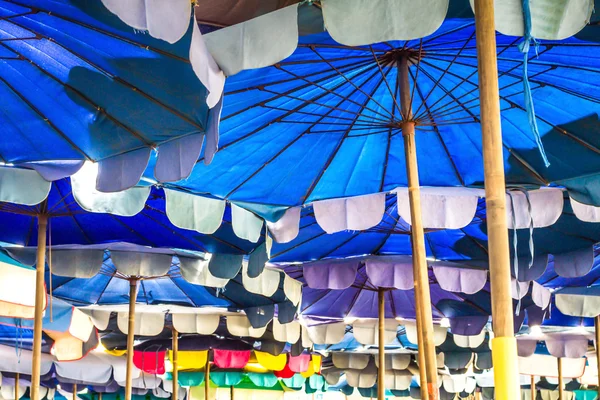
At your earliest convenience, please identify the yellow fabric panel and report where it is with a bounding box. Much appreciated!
[300,355,322,378]
[243,363,269,373]
[105,348,127,357]
[255,351,287,371]
[190,384,218,400]
[170,350,208,371]
[45,332,83,361]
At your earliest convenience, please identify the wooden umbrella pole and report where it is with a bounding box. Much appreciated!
[596,316,600,400]
[172,328,179,400]
[558,358,564,400]
[377,288,385,400]
[230,386,234,400]
[73,384,77,400]
[205,353,211,400]
[125,278,138,400]
[473,1,519,399]
[14,373,19,400]
[31,214,48,400]
[530,375,535,400]
[414,280,430,400]
[398,55,438,399]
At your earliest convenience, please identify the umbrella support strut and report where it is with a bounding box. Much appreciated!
[558,358,564,400]
[596,316,600,400]
[474,0,519,398]
[31,213,48,400]
[398,55,438,400]
[172,328,179,400]
[415,278,430,400]
[205,353,211,400]
[125,278,138,400]
[377,288,385,400]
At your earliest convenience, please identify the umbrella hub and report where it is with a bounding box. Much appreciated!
[378,48,423,68]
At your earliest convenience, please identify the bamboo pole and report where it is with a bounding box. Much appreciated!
[596,316,600,400]
[398,55,438,400]
[99,393,103,400]
[415,278,430,400]
[31,214,48,400]
[14,373,19,400]
[230,386,234,400]
[172,328,179,400]
[557,358,564,400]
[73,384,77,400]
[125,278,138,400]
[473,1,519,398]
[205,353,211,400]
[378,288,385,400]
[530,375,535,400]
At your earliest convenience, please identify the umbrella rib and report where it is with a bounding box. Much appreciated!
[0,71,92,160]
[417,37,521,116]
[369,45,402,116]
[0,41,154,149]
[7,0,188,61]
[458,227,489,256]
[275,63,395,121]
[411,30,475,119]
[223,65,390,199]
[300,67,394,204]
[318,232,363,260]
[269,231,328,260]
[379,127,393,192]
[410,69,465,186]
[53,182,94,244]
[310,45,396,119]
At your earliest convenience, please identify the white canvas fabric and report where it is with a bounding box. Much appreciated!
[179,256,229,288]
[301,325,313,348]
[49,249,104,278]
[0,345,53,375]
[55,353,113,384]
[305,322,346,345]
[226,315,267,338]
[111,251,171,277]
[164,189,225,234]
[556,292,600,318]
[204,5,299,76]
[345,365,377,388]
[505,189,563,229]
[322,369,343,385]
[545,335,589,358]
[242,264,280,297]
[71,162,150,216]
[117,312,165,335]
[0,166,50,206]
[352,319,398,345]
[554,247,594,278]
[272,319,301,344]
[396,187,482,229]
[283,274,302,306]
[322,0,449,46]
[512,279,531,300]
[312,193,385,234]
[332,353,370,370]
[172,313,220,335]
[480,0,594,40]
[405,321,447,346]
[454,330,486,349]
[374,354,411,370]
[267,208,301,243]
[95,352,141,382]
[519,354,586,378]
[231,204,263,243]
[531,281,552,309]
[385,370,412,390]
[81,309,111,331]
[0,259,41,318]
[570,196,600,222]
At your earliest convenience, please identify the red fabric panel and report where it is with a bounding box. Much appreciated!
[288,353,310,373]
[273,362,295,379]
[133,350,166,374]
[212,349,251,369]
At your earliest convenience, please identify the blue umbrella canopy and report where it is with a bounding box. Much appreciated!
[159,17,600,209]
[0,177,257,254]
[0,0,218,187]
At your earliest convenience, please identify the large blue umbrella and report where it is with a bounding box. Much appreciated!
[0,0,217,187]
[160,18,600,210]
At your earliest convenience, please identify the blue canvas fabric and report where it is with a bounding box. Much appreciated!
[0,0,209,165]
[0,178,259,254]
[159,19,600,210]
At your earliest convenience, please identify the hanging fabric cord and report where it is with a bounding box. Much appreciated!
[519,0,551,167]
[507,189,535,316]
[48,218,53,322]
